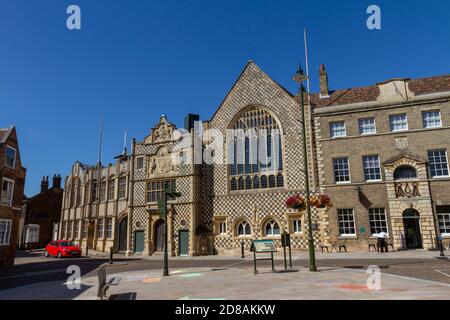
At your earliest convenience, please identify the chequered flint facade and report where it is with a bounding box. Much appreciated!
[59,61,450,255]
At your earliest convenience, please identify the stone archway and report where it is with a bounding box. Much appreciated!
[383,155,436,250]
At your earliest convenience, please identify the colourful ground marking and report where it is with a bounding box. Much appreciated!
[142,278,161,283]
[336,284,371,291]
[172,270,186,274]
[177,272,203,278]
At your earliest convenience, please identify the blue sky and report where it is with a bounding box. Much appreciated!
[1,0,449,195]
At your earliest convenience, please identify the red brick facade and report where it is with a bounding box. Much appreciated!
[0,127,26,267]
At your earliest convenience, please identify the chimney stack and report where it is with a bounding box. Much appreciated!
[52,174,62,189]
[319,64,329,98]
[41,176,49,193]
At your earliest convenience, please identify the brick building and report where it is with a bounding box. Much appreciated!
[19,175,63,249]
[59,61,450,255]
[311,65,450,250]
[0,126,26,267]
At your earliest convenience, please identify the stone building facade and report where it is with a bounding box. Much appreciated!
[0,126,26,267]
[311,65,450,250]
[59,159,130,253]
[19,175,63,250]
[59,61,450,255]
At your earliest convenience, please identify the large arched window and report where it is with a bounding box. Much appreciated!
[237,221,252,236]
[229,107,284,191]
[394,165,417,180]
[264,219,281,236]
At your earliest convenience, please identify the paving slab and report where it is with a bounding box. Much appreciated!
[1,265,449,300]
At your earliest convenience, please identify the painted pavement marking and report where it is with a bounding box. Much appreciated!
[435,270,450,278]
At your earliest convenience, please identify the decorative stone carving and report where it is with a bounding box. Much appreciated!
[395,137,408,151]
[144,115,176,144]
[395,182,421,198]
[147,146,177,178]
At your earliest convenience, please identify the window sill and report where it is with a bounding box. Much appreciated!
[339,235,357,239]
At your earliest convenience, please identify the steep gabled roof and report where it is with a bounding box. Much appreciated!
[0,126,14,145]
[207,61,294,122]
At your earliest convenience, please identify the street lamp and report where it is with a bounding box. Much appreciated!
[158,182,182,276]
[293,65,317,272]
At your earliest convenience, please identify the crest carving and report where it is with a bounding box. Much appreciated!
[144,115,176,144]
[395,137,408,151]
[147,147,177,178]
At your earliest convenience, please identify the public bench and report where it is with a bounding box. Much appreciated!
[96,266,121,300]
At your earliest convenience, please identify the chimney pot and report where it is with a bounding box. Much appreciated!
[52,174,62,189]
[41,176,49,193]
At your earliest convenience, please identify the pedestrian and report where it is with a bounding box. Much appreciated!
[377,231,387,252]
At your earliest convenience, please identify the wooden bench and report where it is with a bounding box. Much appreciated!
[97,266,121,300]
[368,242,377,252]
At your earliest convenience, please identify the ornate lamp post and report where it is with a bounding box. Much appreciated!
[293,65,317,272]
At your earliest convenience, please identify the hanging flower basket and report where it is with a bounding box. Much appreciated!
[285,194,333,210]
[310,194,333,209]
[285,195,307,211]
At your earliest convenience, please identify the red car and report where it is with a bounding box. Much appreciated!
[44,240,82,258]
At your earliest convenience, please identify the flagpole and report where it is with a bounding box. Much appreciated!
[304,28,311,97]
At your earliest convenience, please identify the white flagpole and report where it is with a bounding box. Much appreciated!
[98,115,103,165]
[304,28,311,98]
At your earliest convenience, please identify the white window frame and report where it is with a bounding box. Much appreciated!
[1,177,15,207]
[333,157,351,184]
[368,208,389,237]
[337,209,356,237]
[362,155,382,182]
[25,224,40,244]
[236,221,251,237]
[219,222,226,235]
[428,149,450,178]
[422,110,442,129]
[358,117,377,135]
[329,121,347,138]
[4,145,17,169]
[438,212,450,237]
[264,220,281,237]
[97,219,104,239]
[389,114,408,132]
[0,219,12,245]
[118,176,127,199]
[292,219,302,234]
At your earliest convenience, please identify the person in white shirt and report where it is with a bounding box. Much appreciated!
[377,231,388,252]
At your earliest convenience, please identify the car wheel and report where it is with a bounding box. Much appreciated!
[57,252,62,258]
[44,250,49,257]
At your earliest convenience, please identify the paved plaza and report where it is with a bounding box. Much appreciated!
[0,250,450,300]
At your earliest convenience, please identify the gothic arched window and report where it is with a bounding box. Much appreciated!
[228,107,284,191]
[237,221,252,236]
[264,219,281,236]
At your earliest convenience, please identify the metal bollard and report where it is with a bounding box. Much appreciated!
[240,240,245,259]
[109,247,114,264]
[439,237,445,257]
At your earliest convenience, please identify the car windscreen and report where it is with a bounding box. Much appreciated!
[60,241,75,247]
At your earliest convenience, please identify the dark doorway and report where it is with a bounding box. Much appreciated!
[87,221,95,249]
[403,209,423,249]
[118,217,128,252]
[154,220,165,252]
[179,230,189,256]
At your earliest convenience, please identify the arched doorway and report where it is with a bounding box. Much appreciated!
[403,209,422,249]
[154,219,165,252]
[118,217,128,252]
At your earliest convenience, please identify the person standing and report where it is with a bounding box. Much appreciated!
[377,231,388,252]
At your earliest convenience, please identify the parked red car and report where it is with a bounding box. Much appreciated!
[45,240,82,258]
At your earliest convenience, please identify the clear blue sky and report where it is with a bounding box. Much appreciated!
[1,0,449,195]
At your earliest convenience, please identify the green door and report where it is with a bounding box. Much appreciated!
[179,230,189,256]
[134,230,145,253]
